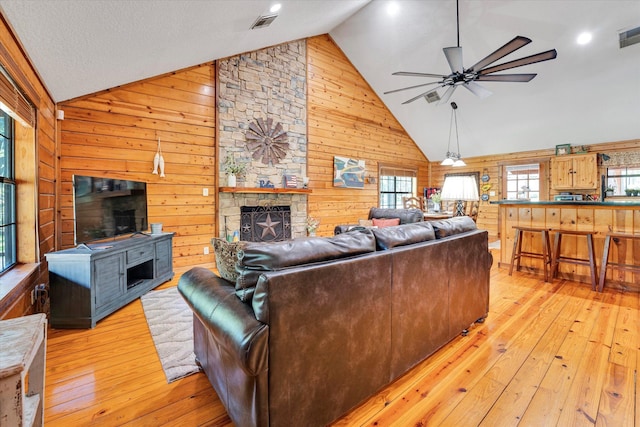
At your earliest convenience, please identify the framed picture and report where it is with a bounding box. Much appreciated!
[555,144,571,156]
[333,156,365,189]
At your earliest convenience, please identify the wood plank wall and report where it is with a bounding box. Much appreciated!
[429,139,640,240]
[0,14,56,318]
[58,64,216,269]
[307,35,430,235]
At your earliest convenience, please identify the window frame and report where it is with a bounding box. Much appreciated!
[500,159,549,201]
[0,109,16,273]
[378,165,417,209]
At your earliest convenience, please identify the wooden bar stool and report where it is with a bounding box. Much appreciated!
[509,226,553,282]
[598,232,640,292]
[550,229,597,290]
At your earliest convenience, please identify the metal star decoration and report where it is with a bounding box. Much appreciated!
[257,214,281,238]
[246,117,289,164]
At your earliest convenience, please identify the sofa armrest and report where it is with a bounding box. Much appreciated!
[177,267,268,376]
[334,224,358,234]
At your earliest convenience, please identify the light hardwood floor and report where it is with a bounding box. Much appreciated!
[44,264,638,426]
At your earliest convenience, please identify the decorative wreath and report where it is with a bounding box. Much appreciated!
[246,118,289,165]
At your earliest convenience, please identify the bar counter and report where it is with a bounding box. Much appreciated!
[494,200,640,291]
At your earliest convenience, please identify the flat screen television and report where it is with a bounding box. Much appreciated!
[73,175,149,245]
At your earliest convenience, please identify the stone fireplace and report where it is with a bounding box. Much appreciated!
[217,40,308,241]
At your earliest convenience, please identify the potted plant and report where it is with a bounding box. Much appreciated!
[223,154,246,187]
[605,186,614,197]
[429,191,442,212]
[625,188,634,196]
[306,216,320,236]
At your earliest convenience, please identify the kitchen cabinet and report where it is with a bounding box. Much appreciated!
[550,153,598,190]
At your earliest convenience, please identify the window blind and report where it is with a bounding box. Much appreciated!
[380,166,417,178]
[0,67,35,128]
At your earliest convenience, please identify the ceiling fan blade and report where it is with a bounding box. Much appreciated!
[476,73,537,82]
[479,49,558,75]
[392,71,448,78]
[384,81,442,95]
[443,47,463,73]
[437,85,457,105]
[469,36,531,72]
[463,81,492,98]
[401,86,443,104]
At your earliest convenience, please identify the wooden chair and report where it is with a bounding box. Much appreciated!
[467,201,479,222]
[402,196,423,210]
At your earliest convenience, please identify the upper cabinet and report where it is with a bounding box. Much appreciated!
[550,153,598,190]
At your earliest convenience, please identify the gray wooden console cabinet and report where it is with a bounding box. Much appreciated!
[45,233,174,328]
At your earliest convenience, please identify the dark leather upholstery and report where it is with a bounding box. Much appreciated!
[334,207,424,234]
[178,218,492,427]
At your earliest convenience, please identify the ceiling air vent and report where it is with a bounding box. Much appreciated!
[424,91,441,103]
[619,25,640,48]
[250,14,278,30]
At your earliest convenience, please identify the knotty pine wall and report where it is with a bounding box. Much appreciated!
[307,35,430,235]
[430,138,640,240]
[0,14,56,318]
[58,64,216,269]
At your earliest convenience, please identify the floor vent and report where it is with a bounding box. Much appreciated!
[250,14,278,30]
[620,25,640,48]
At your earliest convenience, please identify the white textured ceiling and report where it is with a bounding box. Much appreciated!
[0,0,638,160]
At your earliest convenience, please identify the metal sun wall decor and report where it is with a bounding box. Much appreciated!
[246,117,289,164]
[333,156,365,189]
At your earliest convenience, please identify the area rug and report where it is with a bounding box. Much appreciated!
[141,286,201,383]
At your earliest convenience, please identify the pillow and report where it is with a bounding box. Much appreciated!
[358,219,374,227]
[372,222,436,250]
[372,218,400,228]
[235,229,377,302]
[211,238,247,282]
[429,216,477,239]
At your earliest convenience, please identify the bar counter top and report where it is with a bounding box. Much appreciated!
[492,199,640,207]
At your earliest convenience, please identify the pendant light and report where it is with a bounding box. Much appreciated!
[440,102,466,167]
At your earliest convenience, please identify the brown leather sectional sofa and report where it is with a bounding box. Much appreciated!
[178,216,492,426]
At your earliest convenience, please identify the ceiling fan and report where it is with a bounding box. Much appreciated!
[385,0,558,105]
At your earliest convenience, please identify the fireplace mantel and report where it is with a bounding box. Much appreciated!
[219,187,312,194]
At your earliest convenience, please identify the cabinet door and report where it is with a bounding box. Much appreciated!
[551,157,574,189]
[94,255,125,310]
[155,238,173,277]
[572,154,598,189]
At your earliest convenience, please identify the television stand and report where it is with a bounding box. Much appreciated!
[45,233,174,328]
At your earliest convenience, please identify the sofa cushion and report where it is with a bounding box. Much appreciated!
[211,238,247,282]
[235,229,377,302]
[429,216,477,239]
[372,218,400,228]
[372,222,437,250]
[368,207,424,224]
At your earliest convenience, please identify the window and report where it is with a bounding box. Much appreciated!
[504,163,540,201]
[0,110,15,272]
[606,166,640,196]
[379,166,417,208]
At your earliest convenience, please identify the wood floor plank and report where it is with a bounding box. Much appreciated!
[42,264,640,426]
[479,283,593,426]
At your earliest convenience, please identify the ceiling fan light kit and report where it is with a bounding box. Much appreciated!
[385,0,558,105]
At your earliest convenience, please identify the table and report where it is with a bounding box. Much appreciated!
[424,212,454,220]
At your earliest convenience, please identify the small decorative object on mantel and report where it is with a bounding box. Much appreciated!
[246,117,289,165]
[259,179,275,188]
[283,175,297,188]
[223,154,246,187]
[306,216,320,236]
[555,144,571,156]
[152,138,166,177]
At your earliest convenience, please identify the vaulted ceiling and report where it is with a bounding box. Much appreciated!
[1,0,638,161]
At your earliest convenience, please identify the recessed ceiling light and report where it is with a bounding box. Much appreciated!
[387,1,399,16]
[577,32,593,45]
[270,3,281,13]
